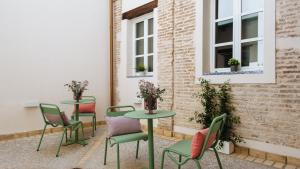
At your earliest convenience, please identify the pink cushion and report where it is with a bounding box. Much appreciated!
[105,116,142,137]
[190,128,217,158]
[78,103,96,113]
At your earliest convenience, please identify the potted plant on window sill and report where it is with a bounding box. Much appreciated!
[136,64,147,76]
[190,79,243,154]
[228,58,239,72]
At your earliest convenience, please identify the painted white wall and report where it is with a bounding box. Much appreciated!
[122,0,152,13]
[0,0,110,134]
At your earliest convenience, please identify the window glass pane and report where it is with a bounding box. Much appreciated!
[135,57,144,72]
[241,41,258,67]
[215,45,232,68]
[216,0,233,19]
[242,0,263,13]
[148,55,153,72]
[215,19,233,44]
[136,21,144,38]
[136,39,144,55]
[148,18,153,35]
[242,13,258,39]
[148,37,153,53]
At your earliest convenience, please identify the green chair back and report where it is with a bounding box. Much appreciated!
[82,96,96,102]
[40,103,64,127]
[199,113,227,158]
[106,105,135,117]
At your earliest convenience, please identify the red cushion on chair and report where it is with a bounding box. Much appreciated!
[190,128,217,158]
[78,103,96,113]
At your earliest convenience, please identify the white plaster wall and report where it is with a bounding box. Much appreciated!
[0,0,110,134]
[122,0,152,13]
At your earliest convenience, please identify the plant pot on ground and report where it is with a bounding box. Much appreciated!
[190,79,243,154]
[228,58,239,72]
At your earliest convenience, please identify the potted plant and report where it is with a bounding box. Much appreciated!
[228,58,239,72]
[64,80,89,101]
[190,79,242,154]
[136,64,146,76]
[137,80,165,114]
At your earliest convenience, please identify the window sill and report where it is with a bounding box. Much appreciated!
[197,69,275,84]
[203,70,263,76]
[126,75,153,78]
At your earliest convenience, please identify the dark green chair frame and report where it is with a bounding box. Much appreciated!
[160,114,227,169]
[37,103,85,157]
[72,96,97,137]
[104,105,148,169]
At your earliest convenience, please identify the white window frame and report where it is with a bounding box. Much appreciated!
[210,0,264,73]
[194,0,275,84]
[132,13,154,76]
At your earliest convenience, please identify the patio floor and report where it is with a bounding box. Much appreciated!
[0,125,275,169]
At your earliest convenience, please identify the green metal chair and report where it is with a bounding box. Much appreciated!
[160,114,227,169]
[37,103,85,157]
[104,105,148,169]
[72,96,97,137]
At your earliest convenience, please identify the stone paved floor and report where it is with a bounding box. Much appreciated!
[0,126,275,169]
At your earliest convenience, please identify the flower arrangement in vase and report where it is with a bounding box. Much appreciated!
[64,80,88,101]
[137,80,165,114]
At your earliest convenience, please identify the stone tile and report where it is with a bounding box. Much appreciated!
[235,146,249,155]
[163,130,173,137]
[254,158,265,164]
[267,153,286,163]
[285,164,297,169]
[245,156,255,162]
[273,162,285,169]
[237,154,247,159]
[287,156,300,167]
[249,149,266,159]
[264,160,275,166]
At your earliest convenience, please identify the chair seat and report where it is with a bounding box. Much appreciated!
[109,132,148,145]
[66,119,81,126]
[166,139,192,157]
[77,112,95,116]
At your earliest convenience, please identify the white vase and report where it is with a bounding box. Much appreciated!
[136,71,146,76]
[210,140,234,155]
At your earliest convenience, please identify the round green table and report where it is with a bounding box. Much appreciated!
[61,99,94,146]
[124,110,176,169]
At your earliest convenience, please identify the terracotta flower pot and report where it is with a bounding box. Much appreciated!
[144,97,157,114]
[73,92,82,101]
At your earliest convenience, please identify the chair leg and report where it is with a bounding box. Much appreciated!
[80,122,85,139]
[136,140,140,159]
[65,128,68,144]
[194,159,201,169]
[178,155,182,169]
[37,124,47,151]
[117,144,120,169]
[104,138,108,165]
[92,116,95,137]
[213,147,223,169]
[56,128,66,157]
[160,149,166,169]
[94,115,97,131]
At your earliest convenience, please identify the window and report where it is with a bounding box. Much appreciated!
[133,16,154,74]
[212,0,264,72]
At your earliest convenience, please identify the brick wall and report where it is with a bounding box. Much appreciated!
[112,0,300,149]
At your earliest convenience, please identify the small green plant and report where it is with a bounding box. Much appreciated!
[190,79,218,128]
[190,79,243,145]
[136,64,146,72]
[228,58,239,66]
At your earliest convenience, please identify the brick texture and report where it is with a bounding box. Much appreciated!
[112,0,300,150]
